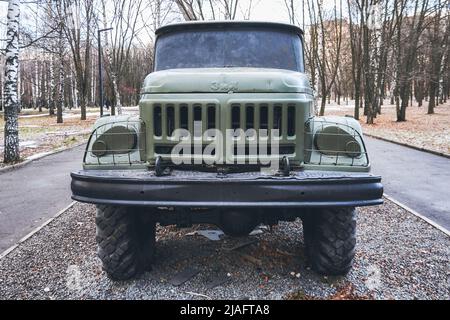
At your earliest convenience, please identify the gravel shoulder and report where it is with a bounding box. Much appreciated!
[0,199,449,300]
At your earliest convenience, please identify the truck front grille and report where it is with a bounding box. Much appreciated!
[147,100,302,163]
[229,103,297,139]
[152,103,219,138]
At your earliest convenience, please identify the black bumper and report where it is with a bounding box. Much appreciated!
[71,169,383,208]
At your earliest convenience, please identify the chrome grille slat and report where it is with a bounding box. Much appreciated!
[161,105,167,139]
[149,101,298,160]
[188,104,194,134]
[152,103,219,140]
[282,105,288,137]
[224,102,298,140]
[174,106,180,131]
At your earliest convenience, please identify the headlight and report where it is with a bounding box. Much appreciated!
[92,126,137,157]
[314,125,362,158]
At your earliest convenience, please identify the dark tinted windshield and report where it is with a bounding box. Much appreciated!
[155,29,304,72]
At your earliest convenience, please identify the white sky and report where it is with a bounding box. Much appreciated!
[242,0,291,21]
[0,0,341,49]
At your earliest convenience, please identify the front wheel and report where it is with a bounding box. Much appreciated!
[302,207,356,276]
[96,205,156,280]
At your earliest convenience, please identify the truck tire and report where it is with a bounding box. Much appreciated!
[220,210,259,237]
[302,207,356,276]
[96,205,156,280]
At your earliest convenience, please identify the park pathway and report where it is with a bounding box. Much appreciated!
[0,145,84,252]
[0,137,449,253]
[365,137,450,231]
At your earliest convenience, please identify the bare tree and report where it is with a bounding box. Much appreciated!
[101,0,144,115]
[175,0,243,21]
[306,0,343,116]
[394,0,430,122]
[284,0,296,24]
[427,0,449,114]
[175,0,202,20]
[146,0,175,32]
[60,0,95,120]
[222,0,239,19]
[362,0,405,124]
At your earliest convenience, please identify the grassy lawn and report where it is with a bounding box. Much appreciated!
[327,101,450,156]
[0,110,98,167]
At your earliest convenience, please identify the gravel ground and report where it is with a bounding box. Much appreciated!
[0,199,449,300]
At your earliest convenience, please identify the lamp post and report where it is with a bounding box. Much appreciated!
[98,27,113,117]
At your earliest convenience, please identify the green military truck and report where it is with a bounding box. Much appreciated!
[71,21,383,280]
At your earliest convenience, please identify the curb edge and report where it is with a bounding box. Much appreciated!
[384,193,450,237]
[365,134,450,159]
[0,142,86,175]
[0,202,76,260]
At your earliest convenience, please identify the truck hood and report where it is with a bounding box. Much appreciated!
[141,68,313,94]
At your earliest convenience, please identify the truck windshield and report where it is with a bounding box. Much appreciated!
[155,29,304,72]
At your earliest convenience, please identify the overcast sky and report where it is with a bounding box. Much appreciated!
[0,0,342,49]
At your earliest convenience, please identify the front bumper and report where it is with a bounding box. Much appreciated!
[71,169,383,208]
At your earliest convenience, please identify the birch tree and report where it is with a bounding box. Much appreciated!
[348,0,364,120]
[3,0,21,163]
[101,0,119,115]
[55,0,65,123]
[0,56,4,112]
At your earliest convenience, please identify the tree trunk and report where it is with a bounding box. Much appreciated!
[428,82,437,114]
[416,80,424,107]
[17,58,21,113]
[91,54,95,107]
[70,60,78,110]
[3,0,21,164]
[49,54,55,116]
[56,24,64,124]
[397,84,409,122]
[112,79,122,114]
[398,101,407,121]
[319,95,326,116]
[0,58,3,112]
[79,91,87,120]
[33,60,39,109]
[354,90,360,120]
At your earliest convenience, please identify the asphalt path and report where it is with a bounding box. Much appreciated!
[0,145,84,252]
[0,137,448,253]
[365,137,450,231]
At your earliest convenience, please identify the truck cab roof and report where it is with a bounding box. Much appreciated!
[155,21,304,37]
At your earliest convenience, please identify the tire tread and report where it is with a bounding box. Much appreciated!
[96,205,155,280]
[303,207,356,275]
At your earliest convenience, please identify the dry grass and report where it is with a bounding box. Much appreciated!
[0,111,97,167]
[327,101,450,156]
